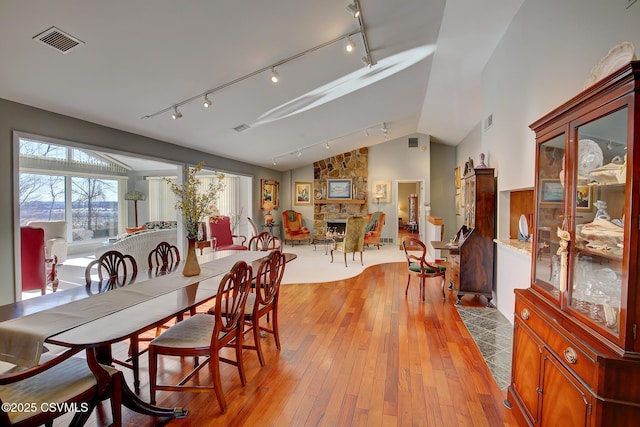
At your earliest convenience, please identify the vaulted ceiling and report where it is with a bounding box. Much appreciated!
[0,0,522,171]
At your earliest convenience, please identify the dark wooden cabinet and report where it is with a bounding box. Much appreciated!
[507,61,640,427]
[449,167,495,306]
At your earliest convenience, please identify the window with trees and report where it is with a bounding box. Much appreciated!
[19,137,126,242]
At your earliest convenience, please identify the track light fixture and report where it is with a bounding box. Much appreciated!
[203,94,212,108]
[345,37,355,53]
[270,121,388,167]
[171,106,183,120]
[270,67,280,83]
[346,2,361,18]
[142,1,374,120]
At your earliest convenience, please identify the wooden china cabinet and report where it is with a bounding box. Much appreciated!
[448,167,495,306]
[506,61,640,426]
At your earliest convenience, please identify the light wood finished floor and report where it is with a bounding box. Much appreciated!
[59,262,519,427]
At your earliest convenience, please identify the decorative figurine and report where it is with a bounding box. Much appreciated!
[477,153,487,168]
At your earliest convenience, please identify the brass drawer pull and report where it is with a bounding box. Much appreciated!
[521,308,530,320]
[564,347,578,364]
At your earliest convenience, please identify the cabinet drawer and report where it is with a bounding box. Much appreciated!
[515,298,597,389]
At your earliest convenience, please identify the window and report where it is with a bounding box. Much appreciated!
[19,137,127,242]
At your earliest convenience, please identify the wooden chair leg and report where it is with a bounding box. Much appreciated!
[405,275,411,295]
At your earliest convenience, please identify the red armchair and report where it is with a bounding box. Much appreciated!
[364,212,386,249]
[209,216,248,251]
[282,210,311,246]
[20,226,58,295]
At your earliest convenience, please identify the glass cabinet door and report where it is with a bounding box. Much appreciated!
[569,107,627,337]
[533,133,566,300]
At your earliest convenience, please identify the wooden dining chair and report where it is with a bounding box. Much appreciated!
[84,250,143,389]
[241,250,286,366]
[0,347,123,427]
[402,237,447,301]
[248,231,281,251]
[85,249,137,293]
[148,260,253,413]
[147,241,181,277]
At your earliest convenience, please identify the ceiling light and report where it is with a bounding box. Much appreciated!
[270,67,280,83]
[297,150,302,157]
[325,141,331,149]
[272,158,277,165]
[345,37,355,53]
[171,106,183,120]
[203,94,212,108]
[361,55,372,67]
[346,2,361,18]
[365,128,369,137]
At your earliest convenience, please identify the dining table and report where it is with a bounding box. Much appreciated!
[0,249,296,421]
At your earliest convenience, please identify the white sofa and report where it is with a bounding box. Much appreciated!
[27,220,68,263]
[95,228,178,270]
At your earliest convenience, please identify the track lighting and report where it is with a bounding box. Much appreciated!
[144,2,374,120]
[345,37,355,53]
[171,106,183,120]
[364,128,369,137]
[272,158,277,166]
[382,123,388,139]
[325,141,331,149]
[346,2,361,18]
[270,67,280,83]
[297,150,302,157]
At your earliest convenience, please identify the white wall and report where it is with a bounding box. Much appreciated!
[471,0,640,320]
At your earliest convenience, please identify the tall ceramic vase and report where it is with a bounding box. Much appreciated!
[182,238,201,277]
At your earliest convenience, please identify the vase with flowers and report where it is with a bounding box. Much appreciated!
[165,161,225,276]
[262,201,275,225]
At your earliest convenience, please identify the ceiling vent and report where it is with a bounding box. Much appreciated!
[233,124,251,132]
[408,137,419,148]
[33,26,84,54]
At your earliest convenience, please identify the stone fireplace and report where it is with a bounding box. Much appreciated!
[313,148,368,237]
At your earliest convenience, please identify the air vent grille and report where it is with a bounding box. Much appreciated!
[233,124,251,132]
[33,27,84,54]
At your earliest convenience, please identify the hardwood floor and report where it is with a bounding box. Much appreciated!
[60,262,519,426]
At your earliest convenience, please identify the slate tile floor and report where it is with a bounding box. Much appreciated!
[456,307,513,390]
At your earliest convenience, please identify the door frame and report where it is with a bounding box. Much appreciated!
[395,179,426,243]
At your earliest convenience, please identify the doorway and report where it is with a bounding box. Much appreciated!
[396,180,425,247]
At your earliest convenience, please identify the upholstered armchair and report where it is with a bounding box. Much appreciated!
[209,216,248,251]
[26,220,68,263]
[364,211,386,249]
[282,210,311,246]
[330,216,367,267]
[20,226,58,294]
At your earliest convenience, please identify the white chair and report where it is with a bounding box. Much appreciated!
[26,220,68,263]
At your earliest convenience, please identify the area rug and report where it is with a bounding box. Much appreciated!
[281,242,406,284]
[456,306,513,390]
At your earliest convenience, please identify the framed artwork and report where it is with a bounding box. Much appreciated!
[576,184,592,211]
[539,179,563,204]
[260,179,279,210]
[294,181,312,206]
[327,179,352,200]
[371,180,391,203]
[455,189,461,215]
[454,166,461,189]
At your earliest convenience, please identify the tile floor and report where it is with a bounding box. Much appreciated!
[456,307,513,390]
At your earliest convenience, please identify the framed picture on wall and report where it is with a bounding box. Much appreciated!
[327,179,352,200]
[260,179,279,210]
[576,184,592,211]
[539,179,563,204]
[371,180,391,203]
[294,181,312,206]
[455,189,461,215]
